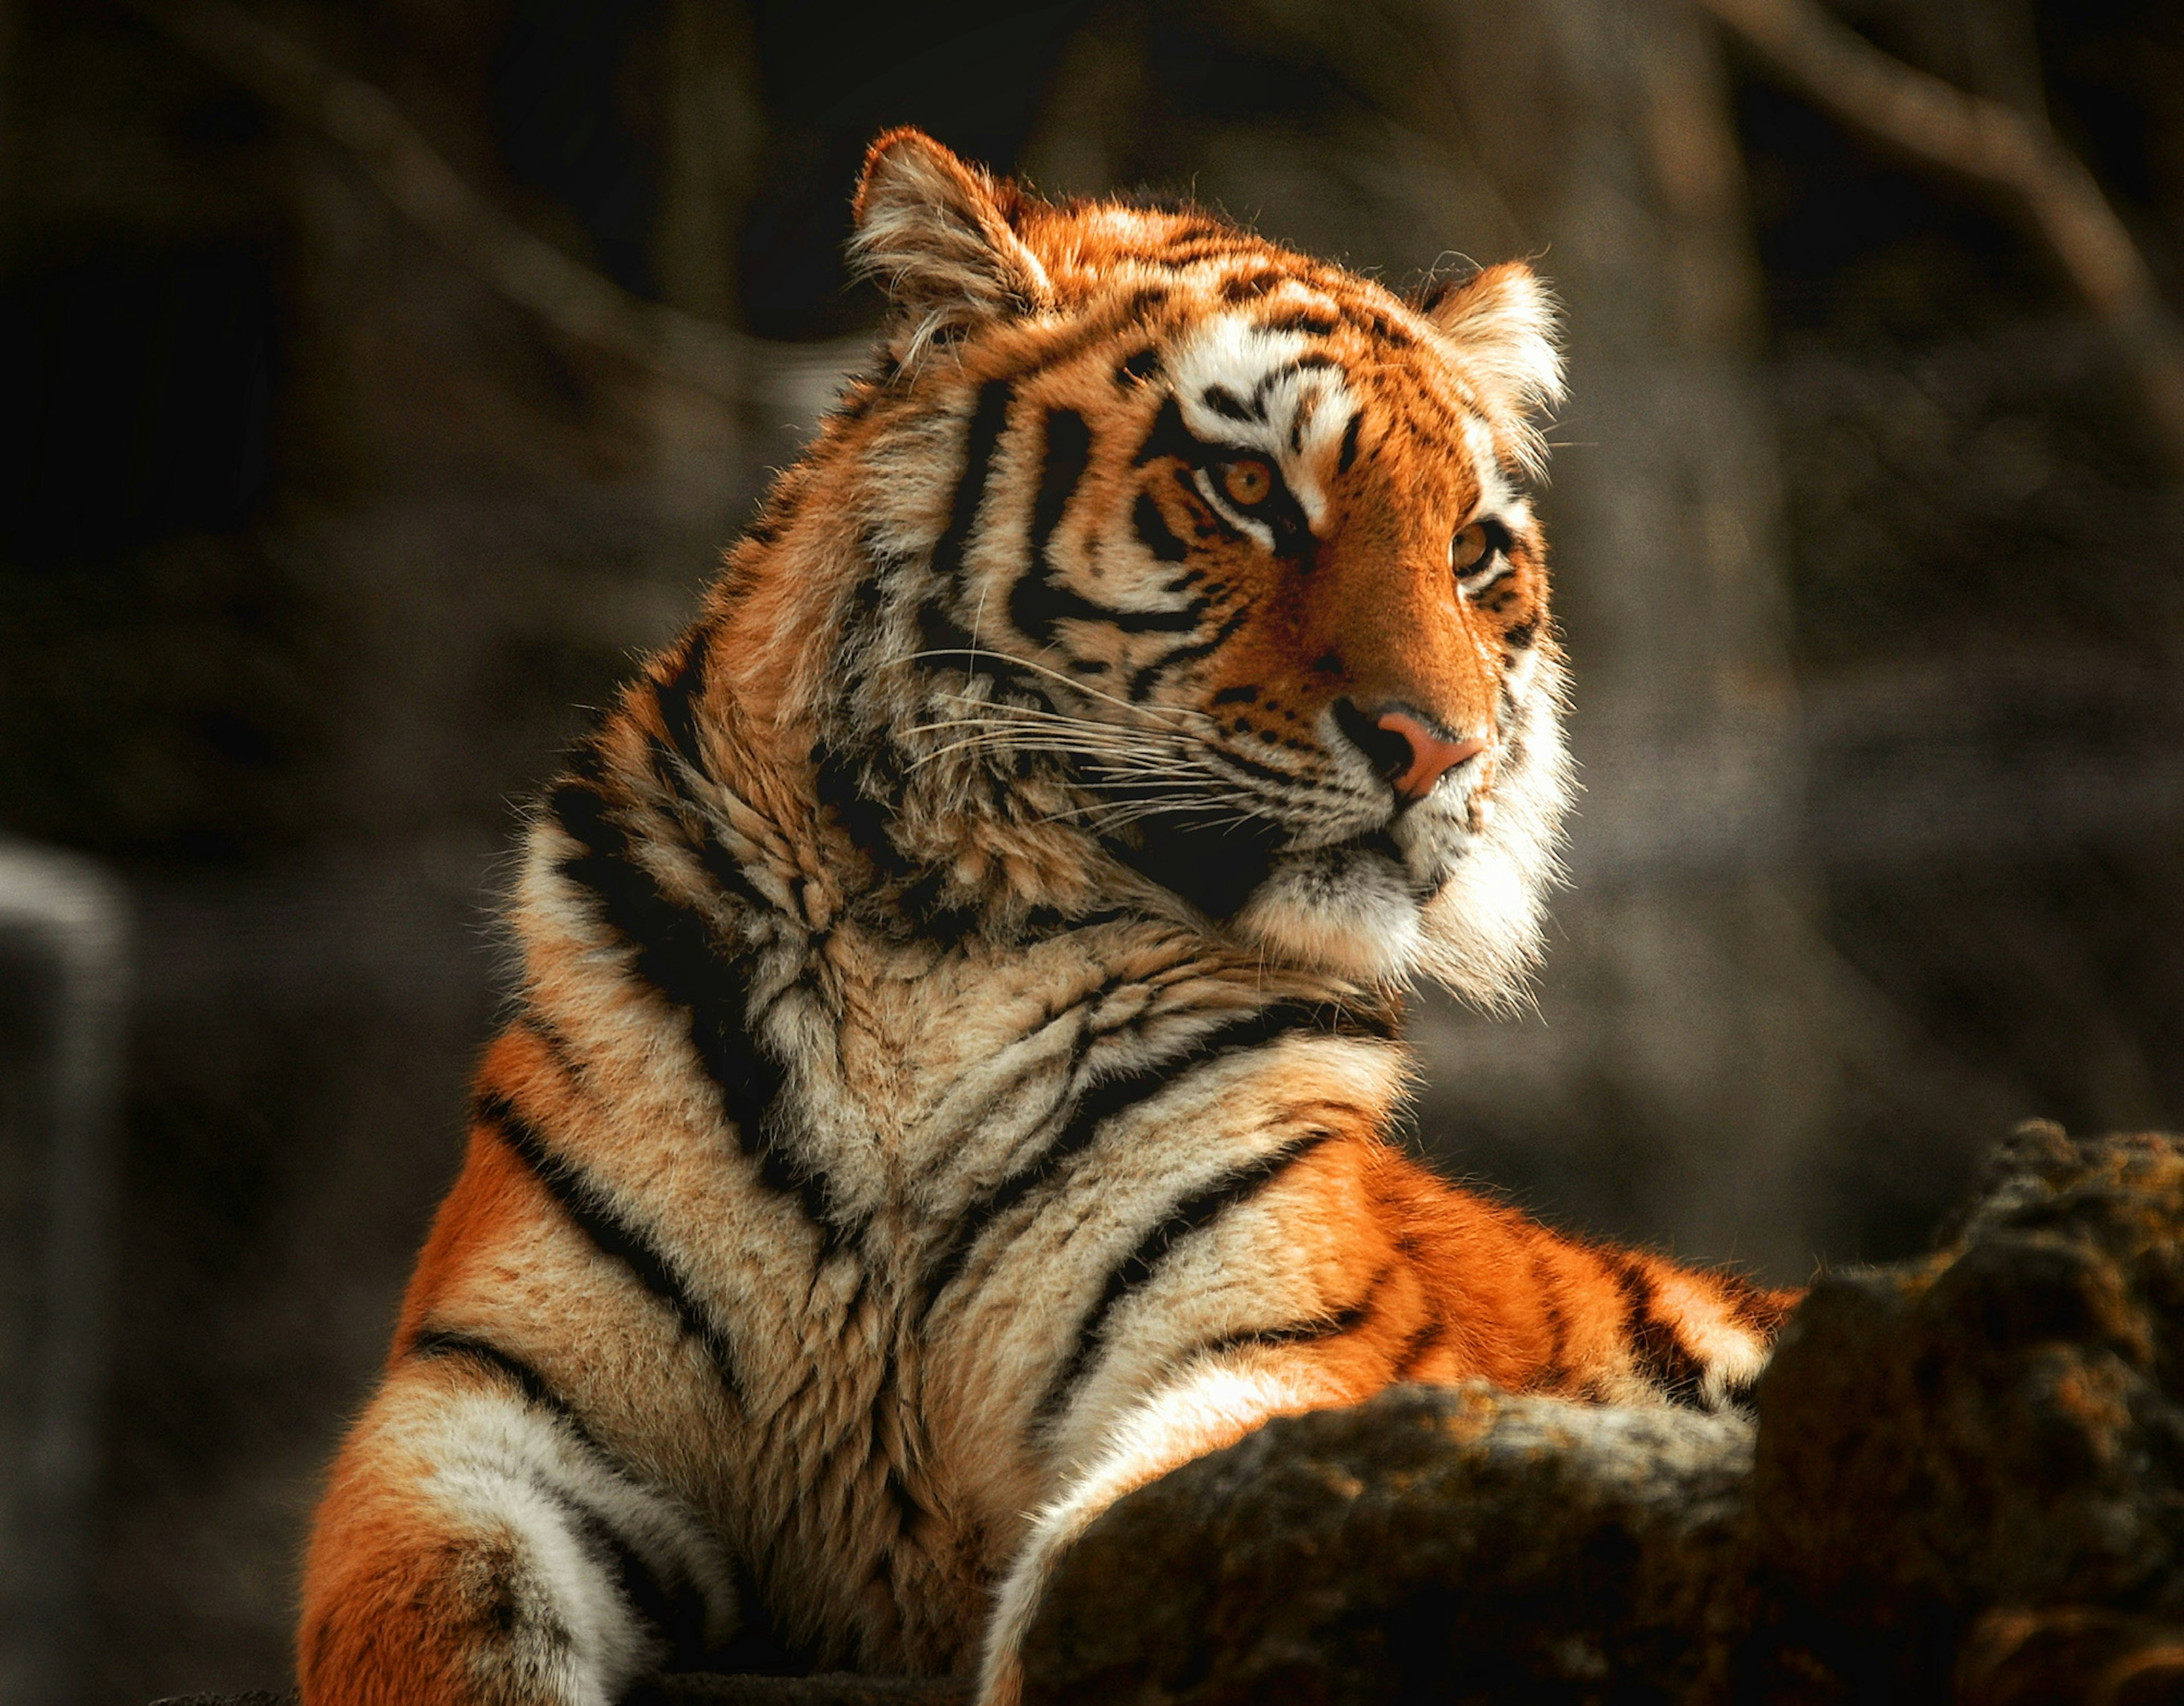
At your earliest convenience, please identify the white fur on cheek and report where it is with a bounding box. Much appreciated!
[1219,645,1571,1000]
[1416,648,1573,1007]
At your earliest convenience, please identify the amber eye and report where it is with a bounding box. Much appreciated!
[1450,522,1491,577]
[1219,458,1274,507]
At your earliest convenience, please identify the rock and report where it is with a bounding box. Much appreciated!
[1020,1385,1755,1705]
[150,1695,297,1706]
[1746,1122,2184,1699]
[1953,1607,2184,1706]
[644,1676,970,1705]
[1020,1125,2184,1705]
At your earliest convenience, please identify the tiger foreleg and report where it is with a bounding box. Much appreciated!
[298,1364,738,1706]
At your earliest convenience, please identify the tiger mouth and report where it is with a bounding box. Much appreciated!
[1313,827,1407,867]
[1115,814,1419,921]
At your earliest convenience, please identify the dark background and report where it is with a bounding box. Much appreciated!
[1,0,2181,1697]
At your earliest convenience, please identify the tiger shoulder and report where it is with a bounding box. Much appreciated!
[297,126,1796,1706]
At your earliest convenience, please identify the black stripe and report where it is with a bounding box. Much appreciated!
[1209,1304,1364,1353]
[1115,346,1163,387]
[1528,1245,1571,1393]
[551,771,849,1244]
[408,1328,717,1657]
[551,764,756,1046]
[543,1483,717,1669]
[1250,358,1334,408]
[409,1328,611,1455]
[523,1012,589,1083]
[640,734,778,919]
[1336,409,1364,474]
[1131,395,1202,468]
[1126,607,1250,700]
[1007,408,1205,643]
[1132,491,1191,563]
[1017,582,1203,638]
[742,486,800,548]
[1614,1259,1710,1406]
[1202,384,1258,423]
[1039,1131,1335,1418]
[1160,238,1252,267]
[1032,408,1091,562]
[1220,271,1280,303]
[915,594,984,660]
[643,632,782,922]
[830,377,883,424]
[990,292,1170,383]
[1009,406,1094,644]
[652,634,712,778]
[1199,1262,1392,1358]
[416,1332,715,1660]
[920,999,1383,1321]
[813,738,913,880]
[930,380,1014,587]
[1265,309,1339,338]
[1198,729,1343,793]
[478,1093,745,1403]
[1390,1314,1447,1380]
[1358,309,1414,349]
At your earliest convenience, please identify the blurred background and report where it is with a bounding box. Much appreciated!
[0,0,2179,1697]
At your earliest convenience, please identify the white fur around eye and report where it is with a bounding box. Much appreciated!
[1190,466,1275,553]
[1168,314,1355,533]
[1451,532,1514,596]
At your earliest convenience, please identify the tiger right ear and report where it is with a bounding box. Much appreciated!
[850,129,1052,354]
[1417,262,1565,424]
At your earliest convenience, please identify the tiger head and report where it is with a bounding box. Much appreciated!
[741,130,1571,1003]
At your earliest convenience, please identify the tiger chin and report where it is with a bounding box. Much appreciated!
[297,129,1785,1706]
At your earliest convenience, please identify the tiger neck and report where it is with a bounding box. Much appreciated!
[657,596,1152,949]
[575,610,1393,1028]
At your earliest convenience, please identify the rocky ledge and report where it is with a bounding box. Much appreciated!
[1019,1124,2184,1705]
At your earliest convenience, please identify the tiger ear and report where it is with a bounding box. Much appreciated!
[850,129,1052,354]
[1417,262,1565,424]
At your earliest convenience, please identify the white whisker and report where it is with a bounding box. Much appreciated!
[911,648,1217,739]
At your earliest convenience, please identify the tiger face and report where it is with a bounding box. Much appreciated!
[809,130,1570,999]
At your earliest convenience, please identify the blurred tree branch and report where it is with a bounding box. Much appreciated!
[1693,0,2184,479]
[118,0,857,409]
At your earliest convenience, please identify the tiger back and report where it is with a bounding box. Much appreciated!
[297,129,1794,1706]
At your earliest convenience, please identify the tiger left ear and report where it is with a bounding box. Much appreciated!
[1417,262,1565,425]
[850,129,1052,355]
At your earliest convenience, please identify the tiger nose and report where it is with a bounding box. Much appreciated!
[1334,701,1487,802]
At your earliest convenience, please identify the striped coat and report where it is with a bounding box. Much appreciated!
[299,130,1793,1706]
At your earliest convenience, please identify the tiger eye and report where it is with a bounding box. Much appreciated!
[1450,522,1490,575]
[1221,459,1273,507]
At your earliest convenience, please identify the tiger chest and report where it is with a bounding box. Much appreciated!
[733,943,1403,1560]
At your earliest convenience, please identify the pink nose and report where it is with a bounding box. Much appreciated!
[1374,709,1486,801]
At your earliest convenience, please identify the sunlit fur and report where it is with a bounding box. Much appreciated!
[297,131,1793,1706]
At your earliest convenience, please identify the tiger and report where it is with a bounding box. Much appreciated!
[296,127,1796,1706]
